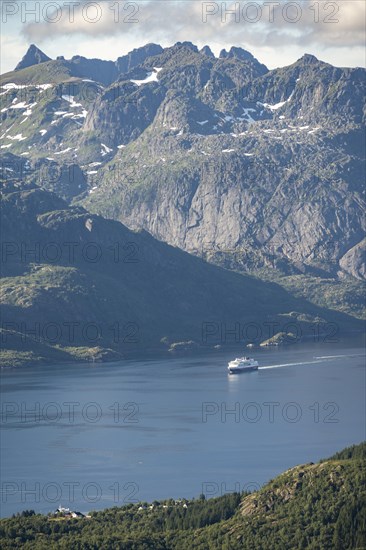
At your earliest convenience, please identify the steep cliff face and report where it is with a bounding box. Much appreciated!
[87,133,364,278]
[80,49,365,279]
[339,239,366,280]
[5,179,358,367]
[1,43,365,286]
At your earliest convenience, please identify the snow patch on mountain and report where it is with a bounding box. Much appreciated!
[55,147,72,155]
[62,95,83,108]
[259,90,295,111]
[6,133,26,141]
[101,143,113,156]
[131,68,162,86]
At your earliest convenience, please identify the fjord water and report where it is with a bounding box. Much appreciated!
[1,337,365,517]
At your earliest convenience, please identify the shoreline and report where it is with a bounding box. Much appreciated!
[1,329,364,370]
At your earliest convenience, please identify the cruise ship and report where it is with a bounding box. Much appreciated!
[228,356,259,374]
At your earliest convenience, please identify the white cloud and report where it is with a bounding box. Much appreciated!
[18,0,365,46]
[0,33,29,74]
[1,0,365,72]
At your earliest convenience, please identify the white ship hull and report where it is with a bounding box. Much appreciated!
[228,365,258,374]
[227,357,259,374]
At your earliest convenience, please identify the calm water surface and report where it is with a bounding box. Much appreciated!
[1,337,365,517]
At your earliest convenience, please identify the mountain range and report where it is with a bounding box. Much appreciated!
[0,43,365,365]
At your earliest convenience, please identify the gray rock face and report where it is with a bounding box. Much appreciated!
[91,147,364,278]
[3,43,366,283]
[6,180,358,363]
[116,43,163,74]
[200,46,215,58]
[13,43,164,86]
[15,45,51,70]
[219,46,257,62]
[69,56,118,86]
[81,49,364,280]
[82,81,166,147]
[339,239,366,280]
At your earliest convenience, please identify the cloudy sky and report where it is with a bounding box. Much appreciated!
[1,0,365,73]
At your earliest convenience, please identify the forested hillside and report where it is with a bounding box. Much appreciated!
[0,442,365,549]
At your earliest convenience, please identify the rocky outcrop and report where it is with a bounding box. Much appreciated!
[13,43,163,86]
[339,239,366,280]
[200,45,215,58]
[116,43,163,73]
[15,45,51,70]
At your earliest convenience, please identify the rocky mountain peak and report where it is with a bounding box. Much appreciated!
[71,55,87,62]
[116,43,163,74]
[299,53,319,64]
[174,41,199,53]
[219,46,255,62]
[200,45,215,58]
[15,44,51,71]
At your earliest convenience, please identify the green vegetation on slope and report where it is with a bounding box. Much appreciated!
[2,179,361,368]
[252,270,366,321]
[1,44,364,324]
[0,442,365,549]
